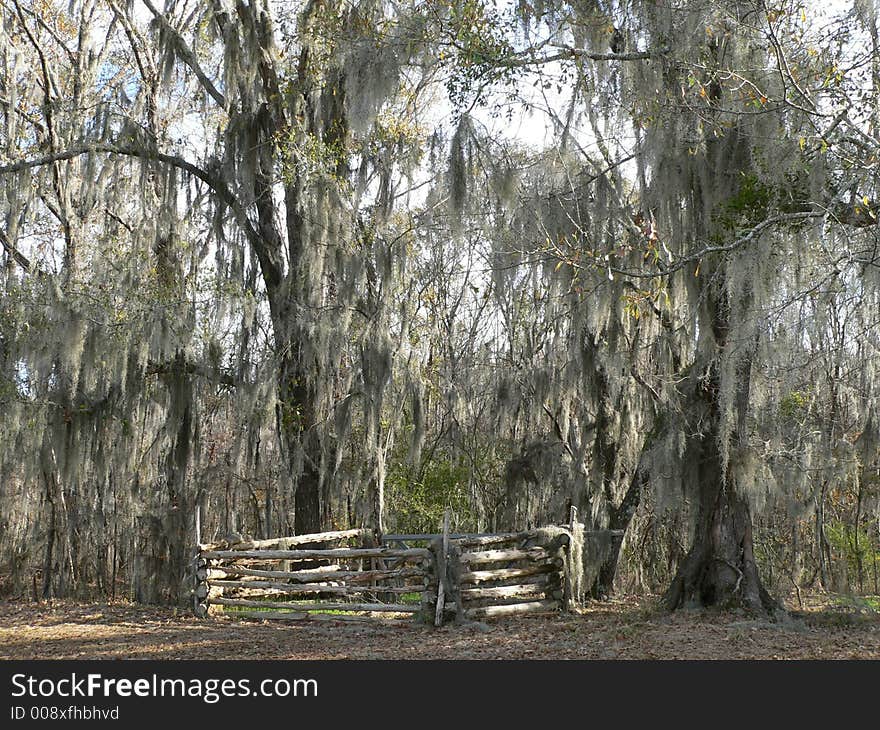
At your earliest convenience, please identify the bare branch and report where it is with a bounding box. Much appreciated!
[497,45,670,70]
[141,0,227,110]
[0,228,32,271]
[629,366,662,405]
[605,212,824,280]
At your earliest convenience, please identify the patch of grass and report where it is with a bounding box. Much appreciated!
[793,593,880,629]
[611,623,646,640]
[831,594,880,613]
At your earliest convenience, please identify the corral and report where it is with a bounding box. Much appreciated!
[194,511,600,625]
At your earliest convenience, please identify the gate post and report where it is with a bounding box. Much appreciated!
[564,506,584,610]
[432,510,451,626]
[194,549,208,617]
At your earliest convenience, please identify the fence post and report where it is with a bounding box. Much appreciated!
[194,550,208,617]
[193,502,210,617]
[432,509,450,627]
[564,506,584,610]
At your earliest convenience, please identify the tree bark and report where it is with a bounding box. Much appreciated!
[293,455,322,537]
[663,364,776,612]
[275,348,323,536]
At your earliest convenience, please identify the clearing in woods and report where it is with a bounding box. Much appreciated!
[1,595,878,660]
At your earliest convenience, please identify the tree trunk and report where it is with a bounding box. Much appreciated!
[39,440,60,599]
[592,466,643,598]
[293,462,322,536]
[276,349,324,536]
[41,481,56,600]
[663,401,776,612]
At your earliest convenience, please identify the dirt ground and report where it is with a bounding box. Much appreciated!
[1,595,879,660]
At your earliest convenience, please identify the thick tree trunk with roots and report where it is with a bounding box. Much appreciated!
[664,464,776,612]
[664,367,777,613]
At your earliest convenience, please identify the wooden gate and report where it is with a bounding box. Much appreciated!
[431,527,572,624]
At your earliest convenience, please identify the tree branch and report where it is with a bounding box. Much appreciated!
[542,403,575,459]
[0,142,257,241]
[0,228,32,271]
[604,211,823,280]
[147,358,238,387]
[0,143,290,296]
[499,45,670,69]
[629,366,662,405]
[141,0,227,110]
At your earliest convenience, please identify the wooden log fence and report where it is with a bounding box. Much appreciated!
[194,528,436,620]
[194,517,602,624]
[442,522,572,621]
